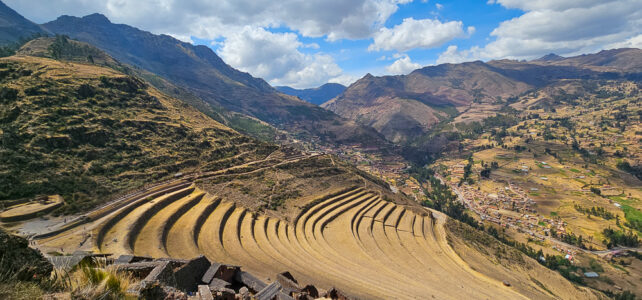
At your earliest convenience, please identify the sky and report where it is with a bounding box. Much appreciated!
[7,0,642,89]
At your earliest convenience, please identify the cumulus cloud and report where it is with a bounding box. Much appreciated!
[386,54,422,75]
[218,27,344,88]
[369,17,472,52]
[6,0,412,41]
[436,45,483,64]
[443,0,642,63]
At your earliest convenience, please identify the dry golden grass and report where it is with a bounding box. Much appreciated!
[36,186,604,299]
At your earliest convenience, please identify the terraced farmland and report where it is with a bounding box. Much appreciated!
[38,185,533,299]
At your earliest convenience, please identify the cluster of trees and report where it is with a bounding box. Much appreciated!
[616,161,642,181]
[410,167,479,230]
[485,225,585,284]
[574,204,615,220]
[549,229,587,249]
[602,228,640,248]
[480,161,499,178]
[459,156,474,185]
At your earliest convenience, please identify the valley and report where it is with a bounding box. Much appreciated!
[0,1,641,299]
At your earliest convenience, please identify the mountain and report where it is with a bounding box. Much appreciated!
[543,48,642,72]
[276,83,346,105]
[324,49,642,145]
[40,13,386,148]
[534,53,564,62]
[0,1,47,45]
[0,42,280,212]
[323,62,531,143]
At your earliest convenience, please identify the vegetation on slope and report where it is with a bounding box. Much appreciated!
[41,13,389,148]
[0,55,275,213]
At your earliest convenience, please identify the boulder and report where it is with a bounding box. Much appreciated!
[174,256,211,292]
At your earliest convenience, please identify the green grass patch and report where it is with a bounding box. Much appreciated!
[621,204,642,232]
[550,211,558,217]
[569,168,580,173]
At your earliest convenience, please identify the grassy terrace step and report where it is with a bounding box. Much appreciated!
[166,195,220,258]
[132,190,206,257]
[96,187,193,253]
[197,201,236,263]
[125,186,196,253]
[41,185,532,299]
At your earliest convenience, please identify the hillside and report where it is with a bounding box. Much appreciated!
[324,49,642,146]
[0,53,279,212]
[28,170,603,299]
[276,83,346,106]
[0,1,47,45]
[40,13,387,148]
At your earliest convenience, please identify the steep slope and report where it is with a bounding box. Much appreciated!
[0,0,47,45]
[276,83,346,106]
[19,36,281,141]
[40,13,386,147]
[0,53,276,212]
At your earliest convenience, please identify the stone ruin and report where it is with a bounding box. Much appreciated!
[48,252,350,300]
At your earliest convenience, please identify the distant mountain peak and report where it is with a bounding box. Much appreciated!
[276,82,346,106]
[535,53,564,61]
[82,13,111,24]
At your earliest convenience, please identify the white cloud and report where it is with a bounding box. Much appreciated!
[328,74,360,87]
[435,3,443,10]
[447,0,642,62]
[4,0,418,89]
[5,0,413,41]
[218,27,344,88]
[436,45,484,64]
[606,34,642,49]
[386,54,422,74]
[369,17,472,52]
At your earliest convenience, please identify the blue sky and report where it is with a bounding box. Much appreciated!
[7,0,642,88]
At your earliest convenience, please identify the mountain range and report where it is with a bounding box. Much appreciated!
[323,48,642,144]
[276,83,346,106]
[38,13,386,148]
